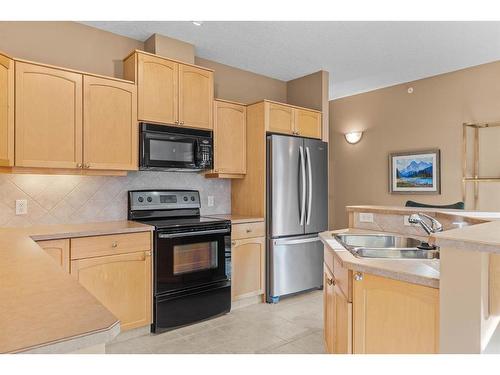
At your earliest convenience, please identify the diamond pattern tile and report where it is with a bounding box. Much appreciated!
[0,172,230,227]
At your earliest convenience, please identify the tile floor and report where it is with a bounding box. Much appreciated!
[106,290,325,354]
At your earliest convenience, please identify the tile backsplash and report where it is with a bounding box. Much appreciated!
[0,172,231,227]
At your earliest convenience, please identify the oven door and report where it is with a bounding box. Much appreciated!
[141,130,198,170]
[155,227,230,295]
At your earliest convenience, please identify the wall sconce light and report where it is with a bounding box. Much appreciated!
[344,131,363,144]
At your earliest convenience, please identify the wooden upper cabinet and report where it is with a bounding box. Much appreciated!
[36,239,70,273]
[83,76,138,171]
[0,54,14,167]
[15,62,83,169]
[353,272,439,354]
[267,102,295,135]
[136,53,178,124]
[179,64,213,129]
[295,109,322,139]
[212,100,246,176]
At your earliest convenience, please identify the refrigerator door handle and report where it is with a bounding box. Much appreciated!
[299,146,306,225]
[306,146,313,225]
[273,236,321,246]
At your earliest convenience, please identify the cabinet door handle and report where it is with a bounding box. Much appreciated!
[354,272,363,281]
[111,241,118,248]
[180,121,185,125]
[231,241,236,246]
[174,120,179,124]
[76,163,82,168]
[326,277,335,286]
[246,228,252,233]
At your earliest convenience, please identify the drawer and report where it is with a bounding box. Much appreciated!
[333,254,352,302]
[232,221,265,240]
[324,247,334,274]
[71,232,151,260]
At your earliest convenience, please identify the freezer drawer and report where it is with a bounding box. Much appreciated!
[267,234,324,302]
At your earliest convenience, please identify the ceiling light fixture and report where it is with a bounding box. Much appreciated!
[192,21,203,26]
[344,131,363,144]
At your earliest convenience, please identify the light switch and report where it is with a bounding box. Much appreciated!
[207,196,214,207]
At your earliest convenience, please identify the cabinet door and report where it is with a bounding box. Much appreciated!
[324,265,335,353]
[0,55,14,166]
[179,64,213,129]
[15,62,83,168]
[213,101,246,174]
[71,251,152,331]
[137,53,178,124]
[295,109,321,139]
[231,236,265,301]
[333,282,352,354]
[267,102,294,135]
[83,76,138,171]
[353,272,439,354]
[36,239,70,273]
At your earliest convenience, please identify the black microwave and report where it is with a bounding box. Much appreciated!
[139,123,213,171]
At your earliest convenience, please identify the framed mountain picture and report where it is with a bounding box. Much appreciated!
[389,149,441,194]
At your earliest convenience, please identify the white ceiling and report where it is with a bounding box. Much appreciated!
[82,21,500,99]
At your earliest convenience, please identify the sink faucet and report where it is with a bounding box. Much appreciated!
[408,213,443,235]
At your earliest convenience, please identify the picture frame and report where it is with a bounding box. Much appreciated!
[389,149,441,194]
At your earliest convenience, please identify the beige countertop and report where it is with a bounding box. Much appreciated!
[347,205,500,253]
[320,228,440,288]
[0,220,153,354]
[206,214,264,224]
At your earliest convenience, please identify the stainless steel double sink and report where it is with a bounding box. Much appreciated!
[333,233,439,259]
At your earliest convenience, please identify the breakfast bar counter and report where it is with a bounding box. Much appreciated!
[0,221,153,353]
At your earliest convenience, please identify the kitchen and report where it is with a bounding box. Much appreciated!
[2,3,500,373]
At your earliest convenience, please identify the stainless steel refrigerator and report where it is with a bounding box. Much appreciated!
[266,134,328,303]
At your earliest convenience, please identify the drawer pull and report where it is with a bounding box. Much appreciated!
[231,241,236,246]
[246,229,252,233]
[354,272,363,281]
[326,277,335,286]
[111,241,118,248]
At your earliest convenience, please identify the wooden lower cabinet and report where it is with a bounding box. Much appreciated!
[71,250,152,331]
[36,239,70,273]
[324,264,352,354]
[231,234,265,301]
[353,272,439,354]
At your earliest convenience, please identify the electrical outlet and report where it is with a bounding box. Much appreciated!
[359,213,374,223]
[207,196,214,207]
[16,199,28,215]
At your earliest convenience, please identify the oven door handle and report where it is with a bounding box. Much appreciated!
[158,228,230,239]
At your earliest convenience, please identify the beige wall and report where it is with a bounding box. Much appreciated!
[0,21,143,78]
[330,61,500,229]
[0,22,287,105]
[144,33,195,64]
[195,57,287,104]
[287,70,330,142]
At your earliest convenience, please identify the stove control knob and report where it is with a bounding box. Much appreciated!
[147,197,153,202]
[138,197,144,203]
[183,196,188,202]
[191,196,195,201]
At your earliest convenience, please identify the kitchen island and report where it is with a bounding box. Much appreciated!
[322,205,500,354]
[0,221,153,353]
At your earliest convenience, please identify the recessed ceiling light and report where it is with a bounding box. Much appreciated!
[192,21,203,26]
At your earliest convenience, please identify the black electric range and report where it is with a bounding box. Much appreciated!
[128,190,231,333]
